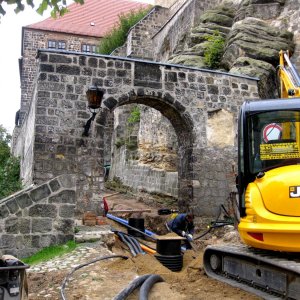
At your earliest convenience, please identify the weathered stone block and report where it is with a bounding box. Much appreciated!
[57,234,74,244]
[134,62,162,85]
[40,235,57,248]
[29,204,57,218]
[82,67,93,76]
[49,190,76,204]
[5,199,19,214]
[48,74,60,82]
[15,194,33,209]
[57,65,80,75]
[59,175,76,188]
[39,53,48,62]
[40,64,54,72]
[38,73,47,81]
[49,54,72,63]
[103,97,118,110]
[1,235,16,248]
[19,218,31,234]
[207,84,219,94]
[59,204,75,218]
[55,219,74,234]
[32,218,53,233]
[79,55,86,66]
[31,235,40,248]
[29,184,51,202]
[5,217,19,234]
[49,179,61,192]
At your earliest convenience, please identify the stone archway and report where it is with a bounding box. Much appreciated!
[103,93,194,211]
[13,50,259,216]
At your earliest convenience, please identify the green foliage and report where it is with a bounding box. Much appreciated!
[0,125,22,199]
[123,106,140,151]
[203,30,225,69]
[115,138,125,148]
[0,0,84,17]
[98,8,150,54]
[22,240,77,265]
[127,106,140,124]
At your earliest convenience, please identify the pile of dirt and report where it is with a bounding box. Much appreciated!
[26,192,260,299]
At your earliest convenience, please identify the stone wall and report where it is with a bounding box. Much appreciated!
[111,148,178,197]
[0,175,76,258]
[13,49,258,216]
[19,28,100,125]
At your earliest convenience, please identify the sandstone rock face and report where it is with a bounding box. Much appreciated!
[229,57,278,99]
[168,0,294,99]
[222,17,294,69]
[168,2,237,68]
[222,17,294,98]
[138,106,178,171]
[235,0,286,22]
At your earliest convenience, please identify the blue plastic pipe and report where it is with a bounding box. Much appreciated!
[106,213,156,237]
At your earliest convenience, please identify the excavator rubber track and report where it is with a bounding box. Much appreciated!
[203,244,300,299]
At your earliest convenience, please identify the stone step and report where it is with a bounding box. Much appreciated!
[75,225,115,246]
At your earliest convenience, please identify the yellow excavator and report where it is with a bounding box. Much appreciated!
[203,51,300,299]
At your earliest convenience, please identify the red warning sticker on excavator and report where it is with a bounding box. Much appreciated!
[260,142,300,160]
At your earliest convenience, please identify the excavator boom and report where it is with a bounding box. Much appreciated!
[278,50,300,98]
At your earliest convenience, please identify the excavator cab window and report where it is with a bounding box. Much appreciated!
[248,110,300,175]
[238,99,300,217]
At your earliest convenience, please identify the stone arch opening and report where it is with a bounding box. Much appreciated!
[100,93,194,211]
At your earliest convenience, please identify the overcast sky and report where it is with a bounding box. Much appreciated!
[0,0,153,134]
[0,3,53,134]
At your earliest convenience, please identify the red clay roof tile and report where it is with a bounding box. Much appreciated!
[25,0,150,38]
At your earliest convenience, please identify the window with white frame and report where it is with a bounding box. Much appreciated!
[82,44,97,53]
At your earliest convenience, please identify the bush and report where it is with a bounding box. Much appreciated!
[204,30,225,69]
[127,106,140,124]
[0,125,22,199]
[98,8,151,54]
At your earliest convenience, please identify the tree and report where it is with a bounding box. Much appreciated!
[0,0,84,18]
[0,125,22,199]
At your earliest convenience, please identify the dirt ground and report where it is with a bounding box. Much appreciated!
[26,191,262,300]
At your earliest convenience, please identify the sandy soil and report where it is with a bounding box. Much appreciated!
[26,191,262,300]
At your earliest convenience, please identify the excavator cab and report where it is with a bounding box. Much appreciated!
[237,98,300,251]
[203,52,300,298]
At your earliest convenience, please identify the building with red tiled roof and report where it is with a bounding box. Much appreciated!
[18,0,150,125]
[26,0,149,38]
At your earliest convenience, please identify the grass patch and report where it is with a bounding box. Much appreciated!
[203,30,225,69]
[22,240,77,265]
[98,7,151,54]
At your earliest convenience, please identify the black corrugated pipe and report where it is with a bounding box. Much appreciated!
[127,235,145,254]
[139,274,164,300]
[113,230,155,252]
[113,274,152,300]
[123,234,140,256]
[116,232,137,256]
[61,255,128,300]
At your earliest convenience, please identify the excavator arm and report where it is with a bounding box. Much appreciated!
[278,50,300,98]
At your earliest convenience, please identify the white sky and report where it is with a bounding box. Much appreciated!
[0,0,153,134]
[0,2,53,134]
